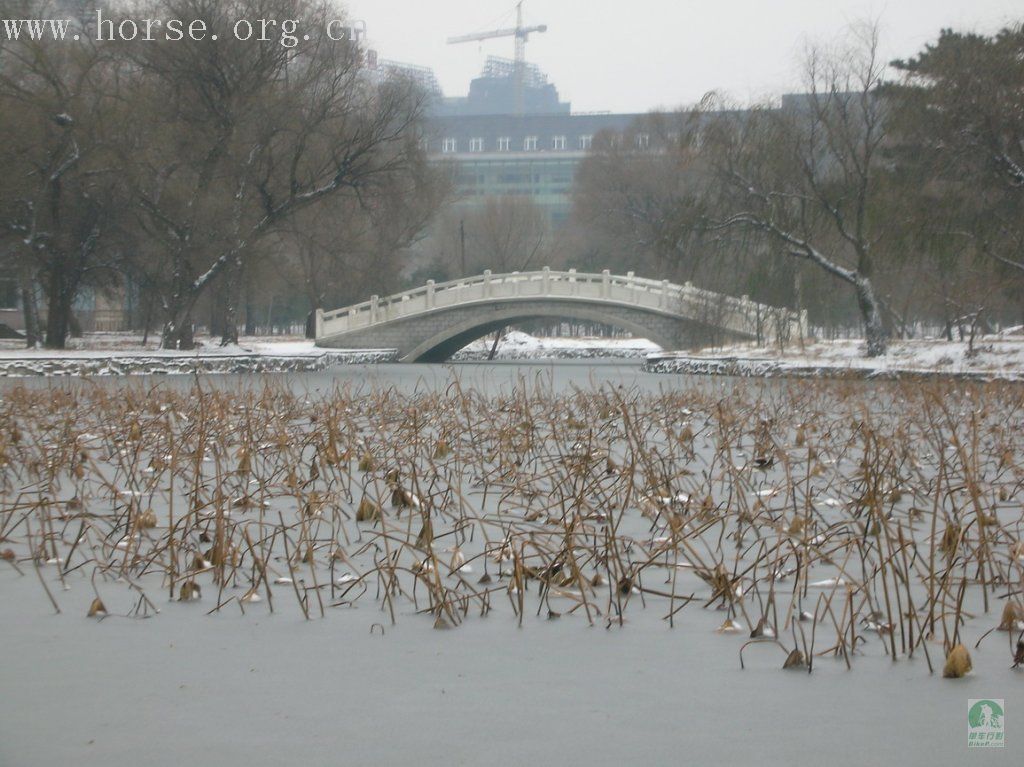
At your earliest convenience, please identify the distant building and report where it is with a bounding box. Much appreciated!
[432,57,569,118]
[421,57,645,225]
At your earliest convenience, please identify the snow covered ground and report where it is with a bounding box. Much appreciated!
[646,330,1024,381]
[0,335,394,376]
[0,334,322,358]
[0,331,657,375]
[453,329,659,360]
[0,331,656,359]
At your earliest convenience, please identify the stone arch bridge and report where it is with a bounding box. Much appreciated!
[315,269,807,362]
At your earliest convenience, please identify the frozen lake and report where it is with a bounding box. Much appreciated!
[1,360,1021,766]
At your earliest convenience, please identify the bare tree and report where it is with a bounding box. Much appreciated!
[279,146,450,338]
[572,114,716,281]
[455,197,550,274]
[0,1,130,348]
[127,0,427,348]
[704,23,891,355]
[570,110,813,325]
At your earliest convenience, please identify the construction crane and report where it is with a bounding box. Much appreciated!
[447,2,547,115]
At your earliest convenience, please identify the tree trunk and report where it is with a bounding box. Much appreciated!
[220,257,243,346]
[854,276,887,357]
[209,304,221,339]
[488,327,504,360]
[43,268,71,349]
[161,316,195,350]
[141,293,154,346]
[18,267,42,348]
[244,277,257,336]
[220,310,238,345]
[303,276,323,339]
[161,262,200,349]
[161,296,197,350]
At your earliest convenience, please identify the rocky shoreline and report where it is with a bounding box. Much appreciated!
[641,354,1023,383]
[451,346,650,362]
[0,344,1019,382]
[0,349,398,377]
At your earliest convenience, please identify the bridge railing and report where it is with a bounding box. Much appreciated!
[317,268,807,343]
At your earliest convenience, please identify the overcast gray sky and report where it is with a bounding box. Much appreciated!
[345,0,1021,113]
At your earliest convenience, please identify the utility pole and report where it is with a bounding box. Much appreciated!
[459,219,467,276]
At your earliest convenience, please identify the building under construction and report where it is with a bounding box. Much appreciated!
[423,56,645,226]
[363,3,651,226]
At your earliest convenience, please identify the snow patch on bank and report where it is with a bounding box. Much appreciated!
[644,335,1024,381]
[453,330,659,361]
[0,335,324,359]
[0,337,396,377]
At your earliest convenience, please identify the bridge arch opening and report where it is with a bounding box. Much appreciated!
[403,307,674,363]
